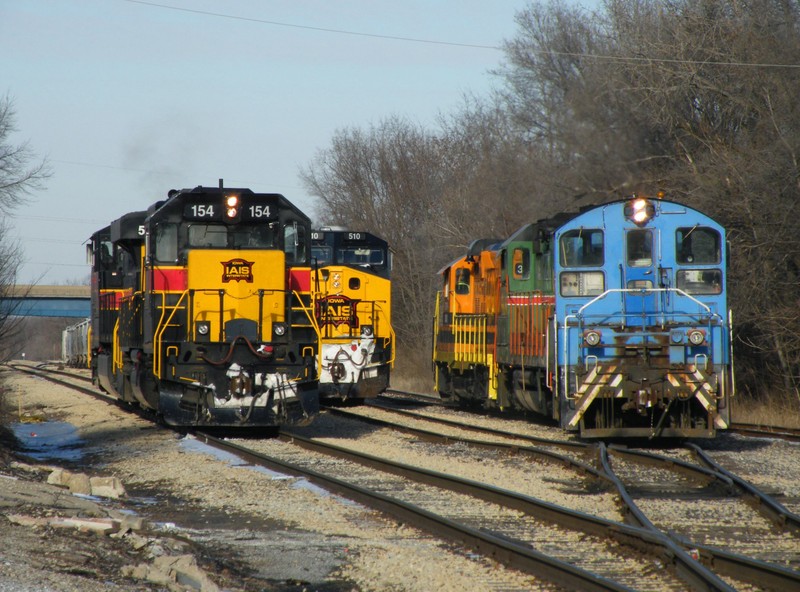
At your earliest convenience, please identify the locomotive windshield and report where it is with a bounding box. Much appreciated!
[676,226,720,264]
[311,246,333,265]
[337,247,385,266]
[188,223,278,249]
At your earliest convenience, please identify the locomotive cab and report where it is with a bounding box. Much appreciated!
[554,196,732,438]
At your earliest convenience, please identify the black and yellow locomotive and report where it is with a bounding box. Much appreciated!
[89,184,320,427]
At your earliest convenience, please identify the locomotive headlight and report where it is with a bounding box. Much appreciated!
[361,325,373,337]
[225,195,239,219]
[584,330,601,346]
[624,197,655,226]
[688,330,705,345]
[273,322,287,337]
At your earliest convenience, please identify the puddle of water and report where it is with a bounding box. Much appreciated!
[10,421,85,462]
[179,435,362,506]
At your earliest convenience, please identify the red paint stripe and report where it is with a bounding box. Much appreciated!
[289,268,311,292]
[151,268,187,291]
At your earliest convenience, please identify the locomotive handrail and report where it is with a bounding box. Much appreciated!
[153,289,190,379]
[294,289,325,373]
[311,291,394,370]
[561,288,726,402]
[369,300,396,367]
[575,287,713,318]
[113,318,122,374]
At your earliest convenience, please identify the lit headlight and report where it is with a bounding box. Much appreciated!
[688,330,705,345]
[624,197,655,226]
[584,330,601,346]
[273,323,287,337]
[225,195,239,218]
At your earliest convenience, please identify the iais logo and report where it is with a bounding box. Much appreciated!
[221,258,255,283]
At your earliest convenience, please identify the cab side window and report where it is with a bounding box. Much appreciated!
[512,248,530,280]
[154,223,178,263]
[284,224,307,264]
[559,229,604,267]
[455,268,471,295]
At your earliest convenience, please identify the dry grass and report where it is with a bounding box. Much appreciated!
[390,350,437,395]
[730,392,800,429]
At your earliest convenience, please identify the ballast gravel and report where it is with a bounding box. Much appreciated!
[0,369,555,591]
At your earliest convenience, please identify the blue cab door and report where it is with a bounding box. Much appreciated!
[624,228,657,326]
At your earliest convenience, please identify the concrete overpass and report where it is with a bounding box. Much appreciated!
[1,285,90,318]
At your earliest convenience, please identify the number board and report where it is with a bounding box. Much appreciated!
[240,199,276,221]
[183,198,278,221]
[343,232,365,242]
[184,203,221,220]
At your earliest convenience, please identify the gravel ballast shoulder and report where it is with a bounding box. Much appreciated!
[0,370,554,591]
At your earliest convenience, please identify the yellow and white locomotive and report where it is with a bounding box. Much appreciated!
[89,184,320,427]
[311,229,393,401]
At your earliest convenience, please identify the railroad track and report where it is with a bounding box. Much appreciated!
[729,422,800,442]
[320,399,800,590]
[8,363,800,591]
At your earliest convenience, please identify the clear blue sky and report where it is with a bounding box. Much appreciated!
[2,0,535,285]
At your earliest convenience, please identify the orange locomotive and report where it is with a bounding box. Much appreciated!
[433,232,555,414]
[88,184,320,427]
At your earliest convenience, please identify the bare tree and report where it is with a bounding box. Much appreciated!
[302,108,553,372]
[0,94,50,361]
[499,0,800,400]
[0,95,49,213]
[302,116,447,355]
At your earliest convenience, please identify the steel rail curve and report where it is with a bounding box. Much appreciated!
[597,443,800,591]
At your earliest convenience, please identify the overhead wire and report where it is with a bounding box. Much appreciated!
[122,0,800,69]
[122,0,499,50]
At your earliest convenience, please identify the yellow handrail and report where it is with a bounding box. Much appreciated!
[112,319,122,374]
[153,290,189,379]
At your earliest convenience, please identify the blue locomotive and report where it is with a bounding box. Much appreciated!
[433,195,733,438]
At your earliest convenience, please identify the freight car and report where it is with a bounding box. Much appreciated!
[87,184,321,427]
[433,195,733,439]
[311,228,393,401]
[61,317,90,368]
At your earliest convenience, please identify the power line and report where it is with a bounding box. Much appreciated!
[11,236,88,244]
[122,0,800,69]
[122,0,499,50]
